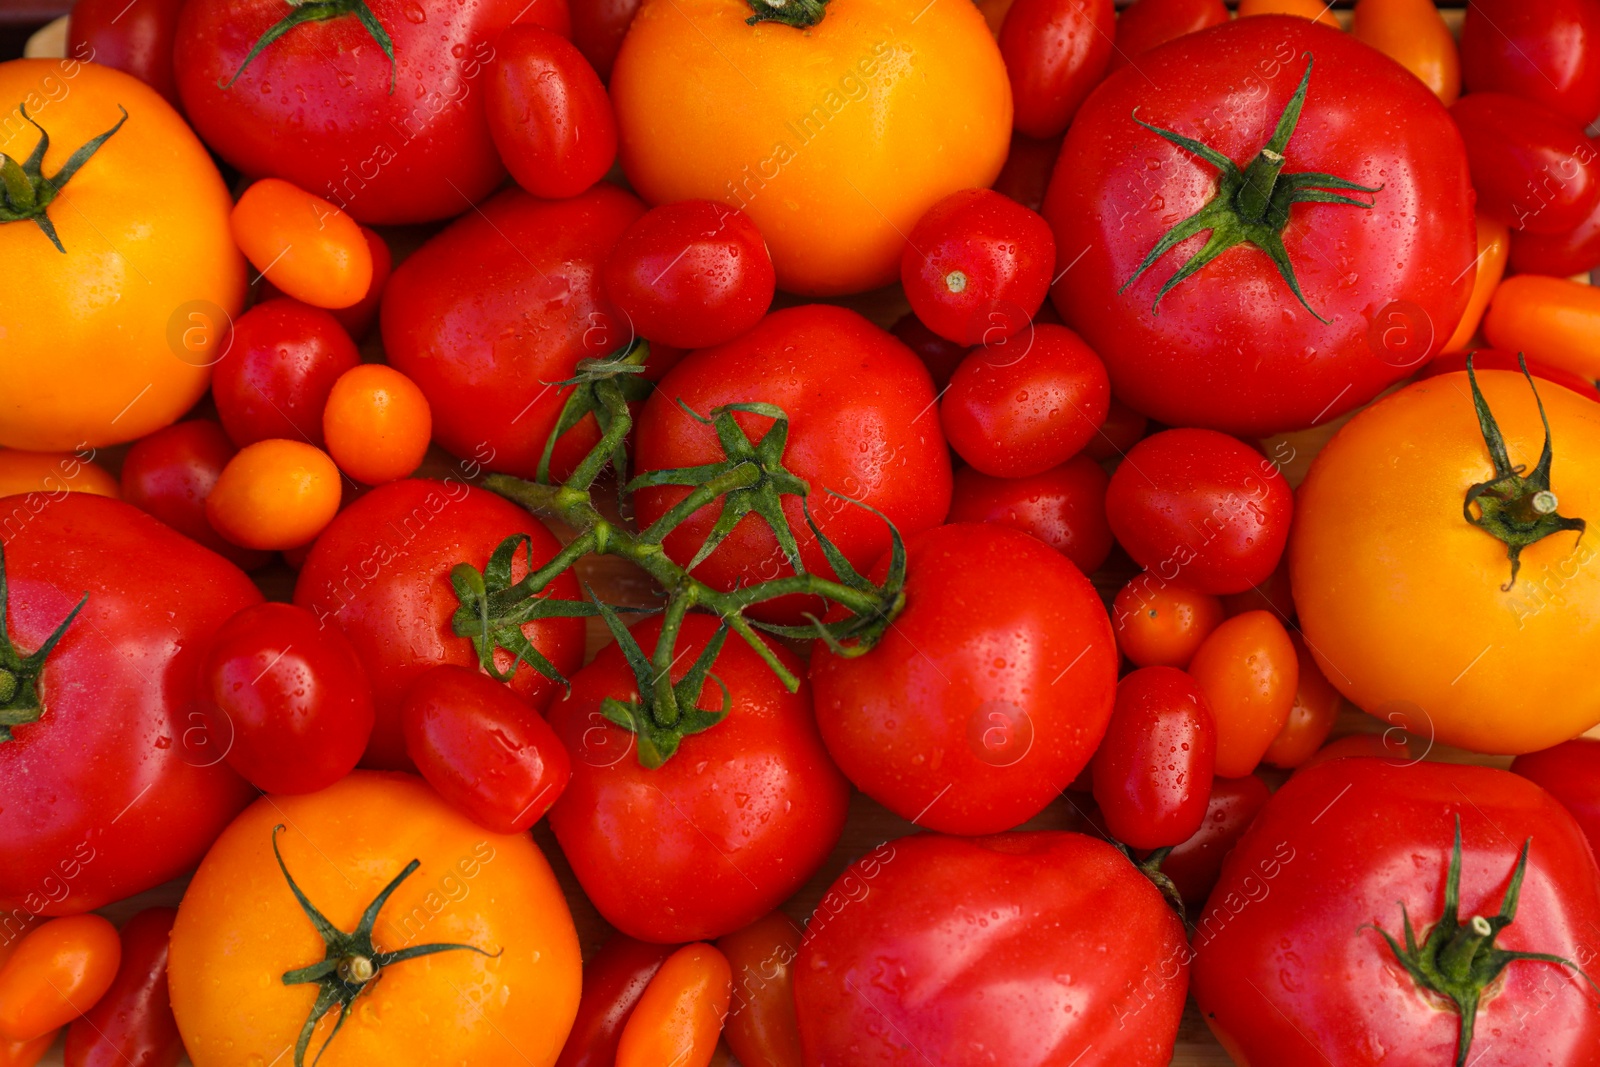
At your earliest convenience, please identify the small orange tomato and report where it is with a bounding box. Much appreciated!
[716,912,803,1067]
[1236,0,1338,27]
[1350,0,1460,105]
[1112,573,1226,669]
[205,439,342,551]
[0,915,121,1042]
[0,1030,57,1067]
[323,365,433,486]
[1295,732,1411,775]
[230,179,373,310]
[616,943,733,1067]
[0,451,120,499]
[1483,274,1600,380]
[1443,217,1510,353]
[1261,633,1343,769]
[1188,610,1299,778]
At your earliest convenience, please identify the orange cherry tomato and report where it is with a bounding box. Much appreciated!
[1295,731,1412,775]
[716,912,803,1067]
[0,451,120,499]
[1442,216,1511,353]
[0,1030,57,1067]
[322,365,433,486]
[1187,610,1299,778]
[1350,0,1460,105]
[230,178,373,310]
[0,915,121,1042]
[616,943,733,1067]
[205,439,342,551]
[1261,633,1344,769]
[1112,573,1225,669]
[1236,0,1339,27]
[1483,274,1600,381]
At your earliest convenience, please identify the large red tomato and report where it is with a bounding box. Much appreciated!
[1045,16,1474,435]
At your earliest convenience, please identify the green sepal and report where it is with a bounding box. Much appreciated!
[448,533,598,689]
[743,0,828,27]
[225,0,397,93]
[0,103,127,253]
[536,338,653,488]
[0,540,88,743]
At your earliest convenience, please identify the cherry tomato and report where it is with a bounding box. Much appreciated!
[198,602,373,795]
[0,450,119,499]
[1511,739,1600,854]
[998,0,1113,138]
[1350,0,1459,105]
[601,200,775,349]
[1150,772,1271,906]
[212,298,361,449]
[1187,610,1299,778]
[1083,396,1148,461]
[554,935,672,1067]
[1482,274,1600,380]
[1295,732,1411,774]
[63,908,181,1067]
[119,420,273,571]
[1112,573,1225,669]
[1105,428,1293,596]
[1092,666,1216,850]
[889,312,969,391]
[401,665,571,834]
[1218,554,1296,622]
[67,0,184,106]
[205,439,343,551]
[0,915,121,1042]
[487,25,617,200]
[0,1032,55,1067]
[615,943,732,1067]
[570,0,640,80]
[1510,202,1600,278]
[1441,216,1509,353]
[947,454,1112,575]
[322,364,433,486]
[1108,0,1226,70]
[229,179,373,310]
[716,912,802,1067]
[1450,93,1600,235]
[1461,0,1600,126]
[992,133,1063,213]
[1236,0,1337,25]
[263,228,394,341]
[0,919,39,973]
[1260,634,1342,770]
[523,0,573,35]
[1418,349,1599,403]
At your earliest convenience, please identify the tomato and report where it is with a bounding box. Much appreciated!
[888,312,968,391]
[601,200,776,349]
[716,912,802,1067]
[1084,396,1148,461]
[1046,17,1474,436]
[1442,216,1510,353]
[1219,553,1297,621]
[1260,633,1342,769]
[401,665,570,834]
[487,26,616,200]
[998,0,1112,139]
[0,915,120,1042]
[169,772,581,1067]
[206,439,343,552]
[1112,573,1225,670]
[0,1033,54,1067]
[633,305,951,624]
[1510,202,1600,277]
[1188,610,1298,778]
[213,299,362,449]
[63,908,181,1067]
[570,0,639,80]
[1483,275,1600,381]
[1294,731,1411,774]
[1236,0,1337,24]
[947,454,1113,575]
[1451,93,1600,235]
[611,0,1011,296]
[1419,349,1599,403]
[1151,772,1270,906]
[199,602,374,795]
[1193,760,1600,1066]
[615,944,731,1067]
[1292,367,1600,754]
[811,523,1118,834]
[0,451,118,500]
[0,60,244,451]
[1348,0,1459,106]
[554,934,671,1067]
[1108,0,1226,71]
[794,832,1190,1066]
[992,133,1063,213]
[549,613,849,942]
[67,0,183,106]
[231,179,373,310]
[120,420,274,571]
[322,365,433,486]
[1461,0,1600,127]
[1092,667,1216,850]
[0,495,259,915]
[296,478,586,769]
[1512,739,1600,855]
[382,185,645,481]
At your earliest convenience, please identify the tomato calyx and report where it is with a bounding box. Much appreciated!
[538,338,655,488]
[270,825,498,1067]
[0,541,88,742]
[0,103,127,254]
[1127,845,1188,924]
[742,0,830,30]
[224,0,397,94]
[1463,353,1587,589]
[1119,55,1381,324]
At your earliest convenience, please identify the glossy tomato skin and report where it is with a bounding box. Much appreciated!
[119,420,274,571]
[633,305,951,624]
[1512,739,1600,855]
[0,915,121,1042]
[212,299,361,449]
[1450,93,1600,235]
[811,523,1118,835]
[1108,0,1227,70]
[1192,760,1600,1066]
[1509,203,1600,277]
[1461,0,1600,126]
[486,25,617,200]
[554,934,672,1067]
[549,614,849,944]
[294,479,585,770]
[63,908,181,1067]
[570,0,639,80]
[946,454,1113,574]
[889,313,968,391]
[1152,772,1270,906]
[0,496,259,916]
[382,185,645,480]
[1047,17,1474,436]
[1418,349,1599,401]
[1093,667,1216,850]
[67,0,183,106]
[717,912,804,1067]
[794,832,1190,1067]
[999,0,1114,138]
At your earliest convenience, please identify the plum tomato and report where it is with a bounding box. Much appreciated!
[554,934,672,1067]
[1483,275,1600,382]
[889,312,969,391]
[1443,215,1511,353]
[322,364,433,486]
[1187,611,1299,779]
[62,908,181,1067]
[1236,0,1337,22]
[1109,0,1226,70]
[205,440,343,552]
[212,298,361,449]
[1084,396,1149,461]
[1450,93,1600,235]
[998,0,1114,138]
[1092,666,1217,850]
[615,944,732,1067]
[1512,739,1600,856]
[1150,772,1271,906]
[1509,201,1600,278]
[486,25,617,200]
[1349,0,1460,106]
[1260,633,1343,770]
[947,454,1112,574]
[1461,0,1600,126]
[0,915,120,1042]
[229,179,372,310]
[716,912,803,1067]
[992,133,1065,214]
[67,0,184,106]
[120,421,274,571]
[262,228,395,342]
[1112,573,1226,670]
[570,0,639,80]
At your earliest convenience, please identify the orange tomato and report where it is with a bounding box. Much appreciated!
[1236,0,1339,27]
[230,179,373,310]
[0,450,119,499]
[0,915,121,1042]
[610,0,1011,295]
[1187,610,1299,778]
[716,912,803,1067]
[1350,0,1459,104]
[0,1030,56,1067]
[1261,633,1343,769]
[615,943,733,1067]
[205,439,342,550]
[1483,274,1600,381]
[1442,216,1510,353]
[168,772,581,1067]
[1112,573,1225,669]
[323,365,433,486]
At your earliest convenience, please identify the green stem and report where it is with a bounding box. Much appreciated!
[637,463,763,545]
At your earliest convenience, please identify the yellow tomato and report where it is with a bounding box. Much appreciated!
[206,439,342,550]
[0,450,119,499]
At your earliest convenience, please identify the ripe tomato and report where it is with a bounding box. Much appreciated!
[889,313,968,391]
[998,0,1113,138]
[0,1032,55,1067]
[1512,739,1600,854]
[1108,0,1226,70]
[1112,573,1225,669]
[1420,350,1599,404]
[1483,275,1600,381]
[487,26,616,200]
[794,832,1190,1066]
[1294,731,1411,773]
[0,451,118,500]
[67,0,183,105]
[213,299,362,449]
[1510,202,1600,277]
[1442,216,1510,353]
[295,478,585,769]
[615,944,732,1067]
[205,439,343,552]
[947,454,1113,574]
[1193,760,1600,1067]
[610,0,1011,295]
[548,614,849,942]
[1236,0,1337,23]
[1460,0,1600,126]
[322,364,433,486]
[811,523,1118,834]
[62,908,181,1067]
[1152,772,1270,906]
[992,132,1063,213]
[0,60,244,451]
[120,420,273,571]
[716,912,802,1067]
[231,179,373,310]
[1093,666,1216,850]
[1084,396,1149,461]
[1046,17,1474,436]
[554,934,671,1067]
[570,0,639,80]
[1260,633,1342,769]
[1350,0,1459,105]
[0,495,259,915]
[1188,610,1298,778]
[1450,93,1600,235]
[169,772,581,1067]
[0,915,119,1040]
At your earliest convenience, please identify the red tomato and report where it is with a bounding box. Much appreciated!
[63,908,181,1067]
[294,478,585,770]
[548,614,850,943]
[554,934,672,1067]
[1112,573,1225,669]
[67,0,183,106]
[212,299,361,449]
[256,227,394,342]
[615,943,732,1067]
[0,915,121,1042]
[382,185,646,481]
[1083,396,1148,461]
[810,523,1118,835]
[601,200,775,349]
[1109,0,1227,70]
[1419,350,1600,402]
[199,602,374,795]
[716,912,803,1067]
[1105,428,1292,595]
[1151,772,1270,906]
[487,25,617,199]
[940,323,1110,478]
[119,420,274,571]
[998,0,1114,138]
[946,454,1113,574]
[794,832,1190,1067]
[1092,667,1216,850]
[401,664,571,833]
[569,0,639,79]
[0,496,258,915]
[1509,202,1600,277]
[1193,761,1600,1066]
[1512,739,1600,856]
[1294,732,1412,774]
[1461,0,1600,126]
[1188,610,1298,778]
[1450,93,1600,235]
[889,312,969,391]
[992,133,1064,214]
